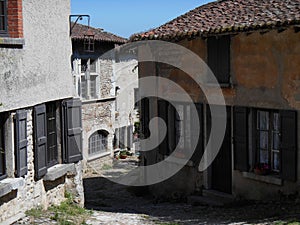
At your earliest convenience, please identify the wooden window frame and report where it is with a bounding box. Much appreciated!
[256,109,280,173]
[46,102,58,168]
[0,0,8,36]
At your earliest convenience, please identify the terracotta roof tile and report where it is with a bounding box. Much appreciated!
[71,23,127,44]
[131,0,300,41]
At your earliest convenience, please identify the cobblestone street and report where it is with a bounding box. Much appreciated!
[15,158,300,224]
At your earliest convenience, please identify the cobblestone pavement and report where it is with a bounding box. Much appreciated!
[14,158,300,224]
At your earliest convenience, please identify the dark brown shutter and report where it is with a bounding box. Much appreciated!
[191,103,204,163]
[168,104,176,154]
[158,100,168,155]
[33,104,48,179]
[207,36,230,84]
[114,128,119,148]
[127,125,133,149]
[15,110,28,177]
[119,126,126,149]
[280,110,297,181]
[62,99,83,163]
[141,98,150,139]
[233,107,249,171]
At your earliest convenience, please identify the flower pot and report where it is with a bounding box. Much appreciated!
[120,155,127,159]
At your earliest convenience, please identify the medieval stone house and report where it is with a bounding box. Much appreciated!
[0,0,84,223]
[71,23,138,171]
[132,0,300,200]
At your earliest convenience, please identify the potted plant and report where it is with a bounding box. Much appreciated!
[119,150,127,159]
[254,163,270,175]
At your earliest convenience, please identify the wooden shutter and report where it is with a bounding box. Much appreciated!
[33,104,48,179]
[114,128,119,148]
[280,110,297,181]
[127,125,133,149]
[207,36,230,84]
[158,100,168,155]
[62,99,83,163]
[168,104,176,154]
[15,110,28,177]
[233,107,249,171]
[141,98,150,139]
[191,103,204,163]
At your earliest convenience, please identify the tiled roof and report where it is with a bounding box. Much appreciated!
[131,0,300,41]
[71,23,127,44]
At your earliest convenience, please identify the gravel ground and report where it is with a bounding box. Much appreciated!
[14,157,300,224]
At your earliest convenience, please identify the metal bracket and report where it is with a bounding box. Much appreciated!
[69,15,90,36]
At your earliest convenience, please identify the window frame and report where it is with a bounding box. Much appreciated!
[88,130,108,156]
[46,102,59,168]
[79,58,99,100]
[0,0,8,36]
[256,109,281,173]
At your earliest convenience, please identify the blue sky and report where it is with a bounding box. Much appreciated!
[71,0,213,38]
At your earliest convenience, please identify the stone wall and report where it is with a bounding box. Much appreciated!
[0,110,84,223]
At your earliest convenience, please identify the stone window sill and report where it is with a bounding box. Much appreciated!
[242,172,283,186]
[0,178,24,198]
[43,164,75,181]
[88,152,110,162]
[164,155,194,167]
[81,96,116,104]
[0,37,25,47]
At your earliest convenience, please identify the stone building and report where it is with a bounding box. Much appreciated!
[0,0,84,223]
[132,0,300,201]
[71,23,138,171]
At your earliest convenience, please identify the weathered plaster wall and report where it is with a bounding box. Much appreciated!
[114,59,139,129]
[231,28,300,109]
[0,0,73,112]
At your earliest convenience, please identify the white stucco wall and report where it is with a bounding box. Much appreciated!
[0,0,73,112]
[114,59,139,129]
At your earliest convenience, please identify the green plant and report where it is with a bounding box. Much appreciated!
[26,192,91,225]
[25,206,43,218]
[101,163,112,170]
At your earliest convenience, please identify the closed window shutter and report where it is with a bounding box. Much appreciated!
[168,104,176,154]
[127,125,133,149]
[207,36,230,84]
[191,103,204,163]
[158,100,168,155]
[233,107,249,171]
[62,99,83,163]
[33,104,48,179]
[280,110,297,181]
[15,110,28,177]
[141,98,150,139]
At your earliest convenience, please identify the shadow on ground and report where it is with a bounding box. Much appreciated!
[84,175,300,225]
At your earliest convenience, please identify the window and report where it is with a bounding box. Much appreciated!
[0,0,7,35]
[46,102,58,167]
[233,107,297,181]
[207,35,230,85]
[256,110,280,172]
[88,130,108,156]
[79,59,99,100]
[157,100,203,157]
